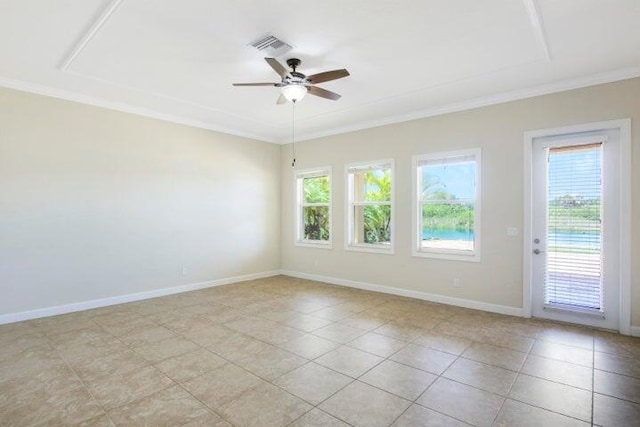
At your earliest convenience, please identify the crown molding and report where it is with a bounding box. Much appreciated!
[289,66,640,143]
[1,66,638,145]
[54,0,280,141]
[0,76,278,143]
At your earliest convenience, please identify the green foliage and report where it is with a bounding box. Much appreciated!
[549,203,601,221]
[421,175,444,200]
[363,205,391,243]
[303,176,330,203]
[302,176,330,240]
[362,170,391,243]
[420,173,473,232]
[303,206,330,240]
[549,195,600,232]
[363,170,391,202]
[422,203,474,231]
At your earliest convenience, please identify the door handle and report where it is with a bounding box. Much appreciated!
[533,248,545,255]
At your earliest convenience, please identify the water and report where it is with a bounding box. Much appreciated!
[422,229,473,241]
[422,229,600,248]
[548,231,600,248]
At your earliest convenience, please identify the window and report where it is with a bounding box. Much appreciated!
[545,142,603,311]
[413,149,481,261]
[345,160,394,253]
[295,167,332,248]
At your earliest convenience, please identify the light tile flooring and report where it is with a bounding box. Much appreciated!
[1,275,639,426]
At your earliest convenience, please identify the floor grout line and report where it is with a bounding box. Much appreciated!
[3,277,639,427]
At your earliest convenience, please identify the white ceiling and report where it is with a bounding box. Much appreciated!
[1,0,639,143]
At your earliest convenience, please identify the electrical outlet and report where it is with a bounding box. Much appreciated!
[453,277,461,287]
[181,266,188,276]
[507,227,518,237]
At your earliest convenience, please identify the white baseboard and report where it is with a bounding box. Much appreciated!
[631,326,640,338]
[280,270,523,317]
[0,270,280,325]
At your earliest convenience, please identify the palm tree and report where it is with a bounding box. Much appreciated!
[362,170,391,243]
[303,176,330,240]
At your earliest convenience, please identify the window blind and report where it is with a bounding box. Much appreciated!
[347,163,389,174]
[417,154,475,168]
[544,142,603,311]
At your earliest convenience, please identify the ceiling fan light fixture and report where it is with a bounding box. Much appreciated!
[281,84,307,102]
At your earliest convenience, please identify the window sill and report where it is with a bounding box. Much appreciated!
[412,249,480,262]
[345,244,395,255]
[295,240,333,250]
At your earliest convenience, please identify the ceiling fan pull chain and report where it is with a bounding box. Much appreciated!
[291,100,296,168]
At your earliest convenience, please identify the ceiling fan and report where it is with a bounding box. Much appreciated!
[233,58,349,104]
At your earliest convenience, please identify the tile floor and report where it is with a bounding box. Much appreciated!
[1,275,639,426]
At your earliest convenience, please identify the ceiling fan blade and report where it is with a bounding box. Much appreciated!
[232,83,278,86]
[306,69,350,84]
[276,93,287,104]
[265,58,291,78]
[307,85,341,101]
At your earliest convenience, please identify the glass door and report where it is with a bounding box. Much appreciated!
[531,132,620,329]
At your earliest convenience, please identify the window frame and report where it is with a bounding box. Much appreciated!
[294,166,333,249]
[412,148,481,262]
[344,159,395,254]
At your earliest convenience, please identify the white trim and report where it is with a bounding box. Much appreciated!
[0,66,638,147]
[59,0,125,70]
[0,66,638,144]
[523,119,632,335]
[344,159,395,254]
[56,0,282,138]
[294,241,333,250]
[0,76,277,143]
[281,270,523,317]
[524,119,631,140]
[618,119,632,336]
[0,270,280,325]
[523,128,533,318]
[412,148,481,262]
[294,166,333,249]
[521,0,551,61]
[290,66,640,144]
[631,326,640,338]
[63,68,280,131]
[343,244,393,255]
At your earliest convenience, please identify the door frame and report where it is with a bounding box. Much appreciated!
[523,119,632,335]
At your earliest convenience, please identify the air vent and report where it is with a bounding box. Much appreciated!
[249,35,292,57]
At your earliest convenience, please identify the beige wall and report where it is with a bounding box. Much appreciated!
[281,78,640,327]
[0,87,281,316]
[1,78,638,328]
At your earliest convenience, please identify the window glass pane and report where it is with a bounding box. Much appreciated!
[421,202,474,251]
[353,205,391,244]
[420,161,475,202]
[353,168,391,202]
[303,206,330,241]
[546,144,602,310]
[303,176,330,203]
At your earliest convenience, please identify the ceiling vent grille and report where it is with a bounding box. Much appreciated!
[249,35,292,57]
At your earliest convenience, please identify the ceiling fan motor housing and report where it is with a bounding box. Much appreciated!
[286,58,306,80]
[286,58,302,70]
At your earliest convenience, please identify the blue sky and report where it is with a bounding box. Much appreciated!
[423,162,475,200]
[548,149,601,200]
[421,149,600,201]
